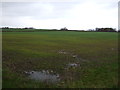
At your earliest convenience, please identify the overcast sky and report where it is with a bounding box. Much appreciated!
[1,0,118,30]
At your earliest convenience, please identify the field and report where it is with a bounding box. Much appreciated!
[2,30,118,88]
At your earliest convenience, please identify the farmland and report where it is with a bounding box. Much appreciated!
[2,30,118,88]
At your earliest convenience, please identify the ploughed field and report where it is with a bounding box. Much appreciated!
[2,30,118,88]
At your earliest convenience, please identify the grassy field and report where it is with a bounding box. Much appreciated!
[2,30,118,88]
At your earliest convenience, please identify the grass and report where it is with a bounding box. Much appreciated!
[2,30,118,88]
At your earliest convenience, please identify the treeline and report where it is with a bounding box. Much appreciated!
[1,27,34,29]
[60,27,117,32]
[1,27,118,32]
[95,28,117,32]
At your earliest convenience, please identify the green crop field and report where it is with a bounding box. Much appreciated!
[2,30,118,88]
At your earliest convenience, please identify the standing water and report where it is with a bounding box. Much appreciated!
[24,70,60,83]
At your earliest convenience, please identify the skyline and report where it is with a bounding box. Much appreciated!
[1,0,118,30]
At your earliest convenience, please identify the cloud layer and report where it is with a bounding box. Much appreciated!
[1,0,118,30]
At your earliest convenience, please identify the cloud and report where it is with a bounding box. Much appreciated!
[66,1,118,29]
[118,1,120,30]
[1,0,118,30]
[2,2,52,17]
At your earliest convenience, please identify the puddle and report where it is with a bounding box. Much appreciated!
[58,50,79,59]
[24,70,60,83]
[58,50,67,54]
[64,63,81,71]
[58,49,89,69]
[111,48,117,51]
[111,48,114,50]
[68,63,79,67]
[72,55,77,58]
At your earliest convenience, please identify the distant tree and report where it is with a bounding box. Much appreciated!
[24,27,34,29]
[88,29,95,31]
[2,27,9,29]
[95,28,116,32]
[60,27,68,31]
[29,27,34,29]
[24,27,28,29]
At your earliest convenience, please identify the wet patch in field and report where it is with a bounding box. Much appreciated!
[64,63,81,70]
[111,48,117,51]
[58,49,89,66]
[24,70,60,83]
[58,50,68,54]
[68,63,79,67]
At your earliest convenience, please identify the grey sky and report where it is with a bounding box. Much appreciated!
[1,0,118,30]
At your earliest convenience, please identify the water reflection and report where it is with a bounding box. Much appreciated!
[68,63,78,67]
[25,70,60,83]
